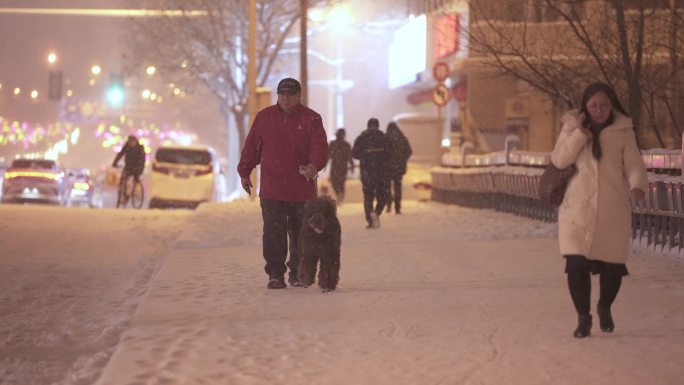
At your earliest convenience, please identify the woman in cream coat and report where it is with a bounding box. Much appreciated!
[551,82,648,338]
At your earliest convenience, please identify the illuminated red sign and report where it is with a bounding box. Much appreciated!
[433,62,450,82]
[434,14,459,59]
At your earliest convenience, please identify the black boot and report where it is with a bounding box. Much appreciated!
[597,272,621,332]
[567,266,591,338]
[597,306,614,332]
[574,314,592,338]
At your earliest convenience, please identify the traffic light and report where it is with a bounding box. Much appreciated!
[106,74,125,108]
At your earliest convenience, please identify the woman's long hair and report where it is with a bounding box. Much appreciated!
[578,82,629,160]
[579,82,629,127]
[386,122,402,137]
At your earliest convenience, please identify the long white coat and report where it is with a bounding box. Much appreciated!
[550,111,648,264]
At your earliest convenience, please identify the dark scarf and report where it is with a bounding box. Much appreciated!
[588,113,615,161]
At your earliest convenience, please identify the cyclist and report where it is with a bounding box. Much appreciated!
[112,135,145,183]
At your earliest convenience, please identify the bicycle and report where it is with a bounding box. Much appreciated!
[116,170,144,209]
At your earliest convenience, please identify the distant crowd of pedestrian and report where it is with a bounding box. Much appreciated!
[328,117,412,228]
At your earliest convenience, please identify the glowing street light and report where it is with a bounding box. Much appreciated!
[146,66,156,76]
[328,4,353,32]
[141,89,151,99]
[30,90,39,99]
[91,65,102,75]
[47,52,57,65]
[13,87,21,96]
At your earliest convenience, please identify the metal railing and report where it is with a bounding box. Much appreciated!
[432,140,684,252]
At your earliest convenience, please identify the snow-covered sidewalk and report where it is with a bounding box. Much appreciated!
[93,200,684,385]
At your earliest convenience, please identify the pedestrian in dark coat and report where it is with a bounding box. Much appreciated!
[328,128,354,203]
[385,122,412,214]
[237,77,329,290]
[352,118,390,229]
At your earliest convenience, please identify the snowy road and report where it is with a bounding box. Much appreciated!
[2,200,683,385]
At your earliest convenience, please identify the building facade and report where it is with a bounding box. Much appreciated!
[397,0,684,153]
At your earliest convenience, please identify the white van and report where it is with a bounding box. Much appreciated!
[149,145,225,209]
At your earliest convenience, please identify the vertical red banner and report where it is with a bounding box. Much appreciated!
[434,14,459,59]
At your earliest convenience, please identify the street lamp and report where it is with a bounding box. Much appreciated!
[146,66,156,76]
[46,51,62,100]
[280,3,354,137]
[91,65,102,75]
[327,4,353,130]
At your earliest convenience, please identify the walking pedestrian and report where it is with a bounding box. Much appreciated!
[352,118,390,229]
[328,128,354,203]
[551,82,648,337]
[237,77,329,289]
[385,122,412,214]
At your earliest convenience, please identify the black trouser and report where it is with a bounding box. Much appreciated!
[387,174,403,212]
[330,176,346,201]
[361,176,389,224]
[121,168,141,183]
[566,255,623,315]
[260,199,305,279]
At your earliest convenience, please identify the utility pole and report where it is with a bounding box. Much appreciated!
[247,0,257,127]
[300,0,308,106]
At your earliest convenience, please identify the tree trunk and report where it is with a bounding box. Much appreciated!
[300,0,308,106]
[668,0,681,138]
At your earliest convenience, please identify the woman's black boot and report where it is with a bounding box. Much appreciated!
[598,272,621,333]
[567,266,591,338]
[574,314,592,338]
[597,306,614,332]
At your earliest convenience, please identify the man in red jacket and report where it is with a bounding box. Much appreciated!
[237,77,329,289]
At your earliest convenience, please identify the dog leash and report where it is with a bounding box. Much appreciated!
[313,173,319,197]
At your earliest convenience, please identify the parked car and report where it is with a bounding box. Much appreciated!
[1,158,66,205]
[149,145,226,209]
[64,168,95,207]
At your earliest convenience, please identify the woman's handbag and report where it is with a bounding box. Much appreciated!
[539,162,577,206]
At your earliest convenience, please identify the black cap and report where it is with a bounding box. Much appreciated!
[277,77,301,94]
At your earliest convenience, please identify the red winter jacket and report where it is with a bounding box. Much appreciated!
[237,103,329,202]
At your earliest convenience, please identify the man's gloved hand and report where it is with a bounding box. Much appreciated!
[241,177,253,195]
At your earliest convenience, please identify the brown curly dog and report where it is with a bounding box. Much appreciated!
[297,197,341,292]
